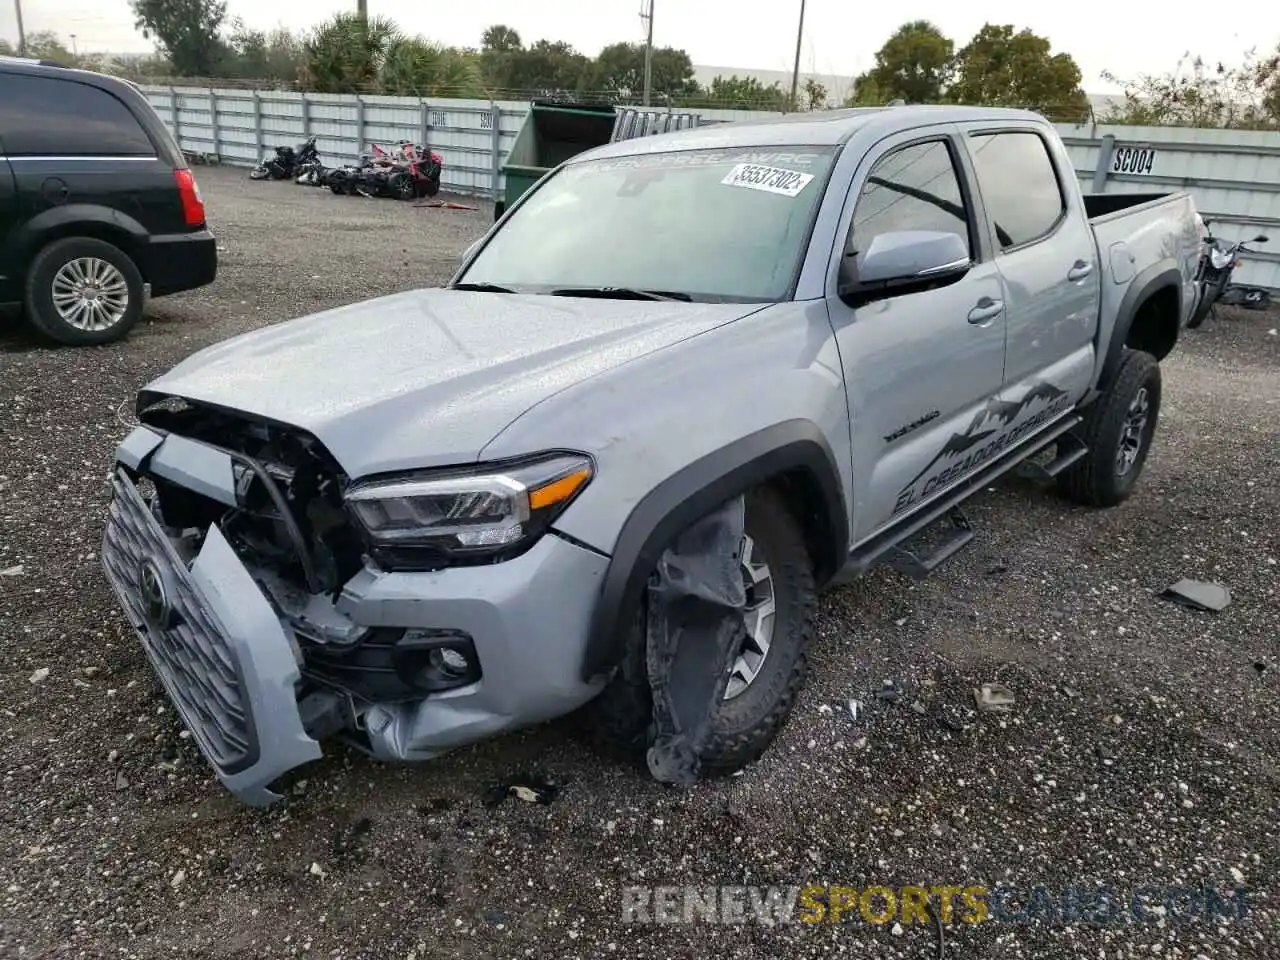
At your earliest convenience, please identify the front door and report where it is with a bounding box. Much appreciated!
[825,129,1008,542]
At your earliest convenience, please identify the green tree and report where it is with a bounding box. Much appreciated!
[0,39,12,56]
[24,30,78,65]
[260,28,305,83]
[802,77,828,110]
[478,27,589,95]
[480,24,522,54]
[855,20,953,103]
[506,40,592,95]
[381,38,483,97]
[302,12,400,93]
[1102,48,1280,129]
[698,75,791,111]
[130,0,229,76]
[590,42,698,100]
[949,24,1090,122]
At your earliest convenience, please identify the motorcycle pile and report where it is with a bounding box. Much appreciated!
[1187,215,1271,328]
[249,136,444,201]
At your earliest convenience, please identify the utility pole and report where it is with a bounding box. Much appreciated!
[356,0,367,19]
[70,34,78,57]
[14,0,26,56]
[788,0,806,112]
[640,0,654,107]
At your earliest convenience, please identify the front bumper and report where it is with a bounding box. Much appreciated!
[101,469,321,806]
[101,426,609,804]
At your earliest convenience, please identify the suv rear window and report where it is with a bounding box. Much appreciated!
[0,73,155,157]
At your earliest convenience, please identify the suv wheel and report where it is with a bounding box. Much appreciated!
[1058,348,1161,507]
[24,237,144,346]
[587,486,817,776]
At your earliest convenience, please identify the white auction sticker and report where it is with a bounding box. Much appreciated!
[721,163,815,197]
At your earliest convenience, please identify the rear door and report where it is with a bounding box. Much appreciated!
[824,126,1009,539]
[957,123,1100,404]
[0,72,184,239]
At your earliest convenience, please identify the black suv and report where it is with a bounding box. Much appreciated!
[0,58,217,345]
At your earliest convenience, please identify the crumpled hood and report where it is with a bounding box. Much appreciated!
[146,289,756,476]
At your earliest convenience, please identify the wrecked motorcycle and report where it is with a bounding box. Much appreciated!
[249,136,320,181]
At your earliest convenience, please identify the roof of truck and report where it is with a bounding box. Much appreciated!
[579,105,1049,161]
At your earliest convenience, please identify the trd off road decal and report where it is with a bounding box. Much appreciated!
[883,410,941,445]
[892,382,1071,516]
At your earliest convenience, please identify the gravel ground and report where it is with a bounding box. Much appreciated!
[2,166,1278,959]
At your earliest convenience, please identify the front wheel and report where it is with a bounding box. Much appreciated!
[585,486,817,777]
[1057,349,1161,507]
[23,237,144,346]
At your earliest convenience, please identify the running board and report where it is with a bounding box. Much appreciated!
[887,508,974,579]
[1015,431,1088,481]
[838,414,1084,581]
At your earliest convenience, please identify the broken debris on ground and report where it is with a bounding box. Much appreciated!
[1160,578,1232,612]
[482,775,562,808]
[973,682,1016,713]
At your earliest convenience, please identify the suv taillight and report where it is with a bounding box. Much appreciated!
[174,168,205,227]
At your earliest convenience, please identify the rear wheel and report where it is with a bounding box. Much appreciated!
[1057,349,1161,507]
[586,487,817,776]
[23,237,144,346]
[389,172,415,201]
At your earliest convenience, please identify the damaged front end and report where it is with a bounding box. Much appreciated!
[101,395,606,804]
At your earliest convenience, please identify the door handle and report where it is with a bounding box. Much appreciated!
[967,297,1004,324]
[1068,260,1093,281]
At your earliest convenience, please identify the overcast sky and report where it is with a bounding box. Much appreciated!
[1,0,1268,93]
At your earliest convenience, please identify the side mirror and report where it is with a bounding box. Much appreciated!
[1253,234,1269,243]
[839,230,971,302]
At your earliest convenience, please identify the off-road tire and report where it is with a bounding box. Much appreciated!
[24,237,144,346]
[1057,348,1161,507]
[585,486,817,776]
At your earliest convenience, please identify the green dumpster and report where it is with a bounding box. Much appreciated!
[495,100,617,220]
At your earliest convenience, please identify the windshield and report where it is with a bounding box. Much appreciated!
[459,145,838,302]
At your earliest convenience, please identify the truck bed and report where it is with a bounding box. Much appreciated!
[1086,189,1200,381]
[1084,192,1178,222]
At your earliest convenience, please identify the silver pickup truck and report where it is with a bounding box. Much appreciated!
[101,106,1200,804]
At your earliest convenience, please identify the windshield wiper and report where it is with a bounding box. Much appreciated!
[549,286,693,302]
[451,281,518,293]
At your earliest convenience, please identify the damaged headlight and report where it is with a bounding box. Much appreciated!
[344,453,593,569]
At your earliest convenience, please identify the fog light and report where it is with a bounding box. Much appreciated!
[429,646,470,679]
[393,630,481,693]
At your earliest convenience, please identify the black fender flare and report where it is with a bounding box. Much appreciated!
[6,205,150,275]
[579,420,848,682]
[1098,261,1183,389]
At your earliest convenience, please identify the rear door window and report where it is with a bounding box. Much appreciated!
[967,132,1066,249]
[0,74,155,157]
